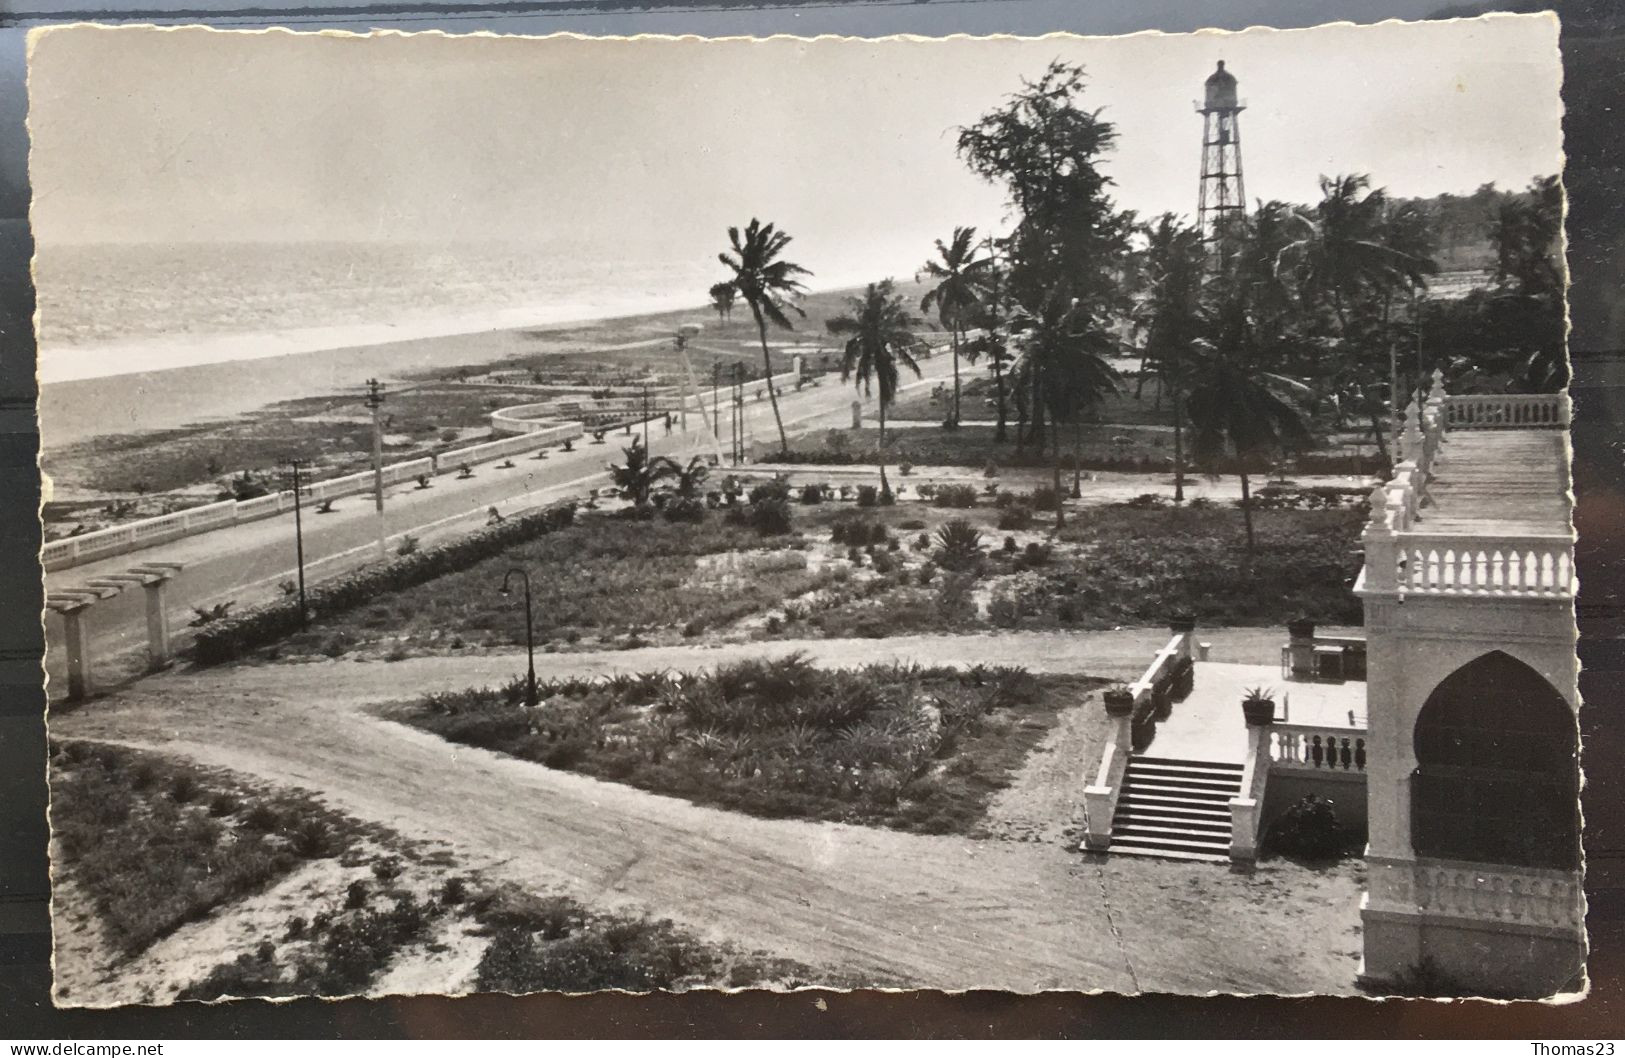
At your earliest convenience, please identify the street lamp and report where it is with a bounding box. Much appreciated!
[499,568,538,708]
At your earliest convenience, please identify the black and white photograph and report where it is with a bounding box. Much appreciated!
[28,14,1579,1005]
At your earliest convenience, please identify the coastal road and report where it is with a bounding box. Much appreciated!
[43,353,961,693]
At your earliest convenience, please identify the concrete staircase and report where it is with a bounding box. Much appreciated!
[1107,756,1242,863]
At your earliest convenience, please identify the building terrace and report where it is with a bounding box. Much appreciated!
[1081,376,1581,996]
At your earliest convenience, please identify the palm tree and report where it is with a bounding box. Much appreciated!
[713,219,813,456]
[1133,213,1206,502]
[670,455,711,499]
[1285,175,1433,460]
[827,280,928,495]
[1007,291,1119,527]
[1185,317,1312,554]
[920,226,993,427]
[607,438,677,508]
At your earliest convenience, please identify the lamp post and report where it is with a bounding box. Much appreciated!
[499,568,538,708]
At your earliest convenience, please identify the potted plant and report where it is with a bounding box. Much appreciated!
[1168,611,1197,635]
[1242,686,1277,726]
[1287,616,1317,641]
[1103,684,1136,717]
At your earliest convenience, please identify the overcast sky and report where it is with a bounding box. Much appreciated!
[25,15,1561,287]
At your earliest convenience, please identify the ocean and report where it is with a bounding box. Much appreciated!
[32,241,721,383]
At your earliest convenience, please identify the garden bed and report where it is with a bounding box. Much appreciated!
[268,509,836,660]
[392,655,1107,835]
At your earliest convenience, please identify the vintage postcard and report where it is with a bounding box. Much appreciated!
[29,16,1578,1005]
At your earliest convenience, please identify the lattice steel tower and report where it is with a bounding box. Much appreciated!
[1196,60,1247,257]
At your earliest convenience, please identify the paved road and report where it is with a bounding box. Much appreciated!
[43,355,959,693]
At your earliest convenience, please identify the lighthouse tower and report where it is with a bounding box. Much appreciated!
[1196,60,1247,257]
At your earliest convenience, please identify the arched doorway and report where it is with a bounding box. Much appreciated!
[1412,651,1579,870]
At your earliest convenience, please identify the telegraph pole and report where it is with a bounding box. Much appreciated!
[642,381,650,451]
[365,378,387,560]
[286,459,309,628]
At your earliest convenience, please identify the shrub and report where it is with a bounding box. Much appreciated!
[934,520,984,573]
[933,484,979,509]
[799,483,826,504]
[662,496,705,523]
[1263,794,1348,861]
[749,498,792,536]
[169,774,200,804]
[192,502,578,663]
[856,484,879,507]
[997,504,1034,531]
[748,479,791,506]
[345,880,370,910]
[395,535,420,556]
[1030,485,1060,510]
[1003,535,1018,554]
[441,877,469,905]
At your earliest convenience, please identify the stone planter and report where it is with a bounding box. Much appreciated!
[1242,696,1277,726]
[1103,688,1136,717]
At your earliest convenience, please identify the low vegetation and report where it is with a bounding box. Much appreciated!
[279,509,835,658]
[396,655,1104,834]
[49,741,361,958]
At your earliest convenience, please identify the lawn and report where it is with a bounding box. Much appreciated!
[393,654,1106,835]
[281,509,838,658]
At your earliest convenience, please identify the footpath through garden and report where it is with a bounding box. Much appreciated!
[52,628,1365,995]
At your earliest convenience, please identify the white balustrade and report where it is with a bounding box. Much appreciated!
[1412,858,1583,930]
[1443,393,1569,430]
[1395,533,1575,597]
[1270,723,1368,773]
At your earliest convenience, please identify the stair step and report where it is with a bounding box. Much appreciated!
[1112,821,1231,842]
[1109,832,1234,855]
[1119,792,1234,815]
[1103,842,1232,864]
[1124,772,1242,794]
[1112,811,1231,834]
[1132,756,1244,774]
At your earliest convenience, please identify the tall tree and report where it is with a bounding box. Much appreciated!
[1187,253,1313,554]
[708,281,737,330]
[1007,292,1120,526]
[713,219,812,456]
[957,61,1133,455]
[920,226,993,427]
[1286,174,1433,460]
[1133,213,1206,502]
[827,280,928,496]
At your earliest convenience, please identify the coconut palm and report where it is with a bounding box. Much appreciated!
[827,280,928,495]
[712,219,813,456]
[1007,291,1119,527]
[1133,213,1206,502]
[920,226,993,426]
[1185,322,1312,555]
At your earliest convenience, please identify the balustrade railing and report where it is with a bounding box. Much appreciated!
[1394,533,1575,597]
[1412,858,1583,930]
[1270,723,1367,773]
[1443,393,1570,430]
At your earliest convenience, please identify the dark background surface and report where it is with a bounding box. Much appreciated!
[0,0,1621,1038]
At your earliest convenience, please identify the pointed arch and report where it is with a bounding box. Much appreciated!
[1412,651,1578,869]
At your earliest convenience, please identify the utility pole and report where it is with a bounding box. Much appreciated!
[712,361,721,461]
[732,363,744,465]
[287,459,309,628]
[642,381,650,451]
[365,377,387,560]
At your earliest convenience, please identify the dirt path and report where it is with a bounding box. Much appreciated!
[51,629,1364,996]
